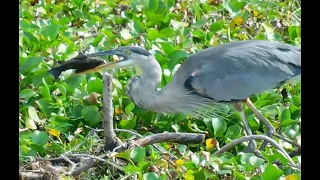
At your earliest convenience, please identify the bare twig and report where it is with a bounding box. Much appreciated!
[135,133,205,146]
[273,133,301,148]
[214,135,295,165]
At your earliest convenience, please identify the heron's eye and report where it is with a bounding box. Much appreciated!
[125,50,132,55]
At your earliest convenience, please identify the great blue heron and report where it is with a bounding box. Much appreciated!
[54,40,301,152]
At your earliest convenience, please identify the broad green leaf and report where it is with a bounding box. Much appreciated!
[125,102,135,115]
[225,125,241,139]
[165,0,175,9]
[25,117,37,130]
[112,78,123,89]
[261,164,283,180]
[249,156,265,167]
[72,0,84,7]
[148,0,159,12]
[19,89,36,100]
[159,28,175,38]
[167,50,190,70]
[120,28,133,40]
[147,29,160,41]
[292,96,301,107]
[41,78,51,99]
[281,119,297,127]
[281,108,291,122]
[159,42,174,55]
[119,118,137,129]
[170,19,189,30]
[56,84,67,97]
[28,106,43,123]
[240,153,254,165]
[212,118,227,137]
[143,172,161,180]
[130,146,146,163]
[133,19,145,34]
[66,75,86,92]
[19,57,44,74]
[41,24,61,41]
[82,106,101,127]
[87,78,103,94]
[32,130,49,146]
[115,149,131,161]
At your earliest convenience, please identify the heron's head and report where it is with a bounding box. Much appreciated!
[75,46,152,75]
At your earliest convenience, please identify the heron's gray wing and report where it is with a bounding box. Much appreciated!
[182,41,301,102]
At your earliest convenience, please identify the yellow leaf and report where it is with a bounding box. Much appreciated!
[183,170,195,180]
[285,173,300,180]
[47,129,60,138]
[115,107,121,115]
[175,159,184,168]
[230,17,244,29]
[206,138,217,150]
[153,159,168,169]
[253,10,259,17]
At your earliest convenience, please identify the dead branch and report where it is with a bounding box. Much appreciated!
[135,132,205,146]
[103,72,119,151]
[214,135,295,165]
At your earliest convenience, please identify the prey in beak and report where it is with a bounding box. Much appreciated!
[73,49,134,75]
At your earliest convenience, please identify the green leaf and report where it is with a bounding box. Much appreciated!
[170,19,189,30]
[19,57,44,74]
[32,130,49,146]
[281,119,297,126]
[288,26,300,40]
[125,102,135,115]
[115,149,131,161]
[292,96,301,107]
[28,106,43,123]
[133,19,145,34]
[130,146,146,163]
[66,75,86,92]
[19,89,36,100]
[261,164,283,180]
[280,108,291,122]
[143,172,161,180]
[167,50,190,70]
[41,23,61,40]
[147,29,160,41]
[119,118,137,129]
[112,78,123,89]
[159,42,174,55]
[249,156,265,167]
[159,28,175,38]
[25,117,37,130]
[212,118,227,137]
[72,0,84,7]
[165,0,175,9]
[56,84,67,97]
[82,106,101,127]
[41,78,51,100]
[148,0,159,12]
[87,78,103,94]
[225,125,241,139]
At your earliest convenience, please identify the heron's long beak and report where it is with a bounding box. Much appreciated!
[73,50,133,75]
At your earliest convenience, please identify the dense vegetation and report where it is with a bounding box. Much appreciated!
[19,0,301,179]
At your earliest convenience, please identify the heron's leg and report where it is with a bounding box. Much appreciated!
[234,103,257,152]
[245,98,275,150]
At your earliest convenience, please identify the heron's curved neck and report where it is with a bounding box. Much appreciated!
[127,56,163,110]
